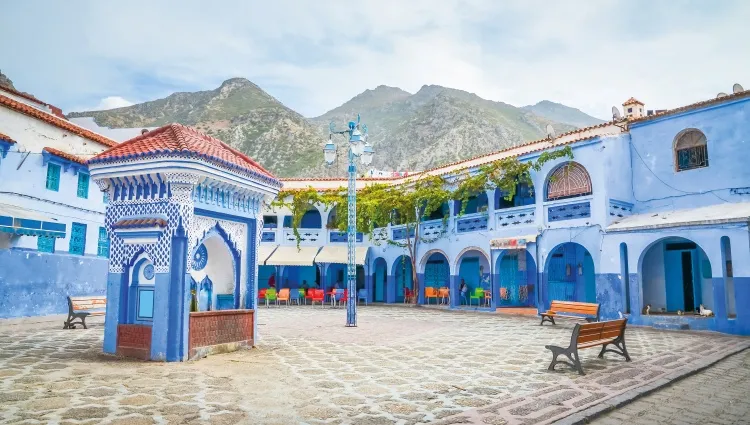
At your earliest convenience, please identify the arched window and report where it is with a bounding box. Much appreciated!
[545,162,592,201]
[674,129,708,171]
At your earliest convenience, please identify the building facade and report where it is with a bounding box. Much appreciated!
[0,87,117,318]
[263,91,750,336]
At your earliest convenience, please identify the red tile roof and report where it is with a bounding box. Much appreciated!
[0,131,16,144]
[0,85,66,118]
[0,93,118,147]
[90,123,280,183]
[43,147,88,165]
[113,217,168,229]
[630,89,750,124]
[622,97,644,106]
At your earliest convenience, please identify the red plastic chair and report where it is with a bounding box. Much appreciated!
[258,288,267,301]
[311,289,325,307]
[343,289,349,306]
[404,288,414,304]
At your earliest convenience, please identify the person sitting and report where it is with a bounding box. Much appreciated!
[301,280,309,290]
[268,273,276,289]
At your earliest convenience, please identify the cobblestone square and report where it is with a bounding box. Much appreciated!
[1,306,748,424]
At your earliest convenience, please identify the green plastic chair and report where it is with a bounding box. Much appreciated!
[296,288,306,305]
[265,288,277,307]
[469,287,484,306]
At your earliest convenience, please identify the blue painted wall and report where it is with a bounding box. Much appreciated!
[0,249,108,318]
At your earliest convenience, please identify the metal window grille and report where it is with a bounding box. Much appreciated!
[97,226,110,258]
[77,173,89,198]
[37,236,55,253]
[546,162,592,201]
[69,222,87,255]
[677,145,709,171]
[45,163,61,191]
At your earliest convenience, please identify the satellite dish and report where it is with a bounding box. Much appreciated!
[545,124,556,139]
[733,83,744,94]
[611,106,622,120]
[717,92,729,98]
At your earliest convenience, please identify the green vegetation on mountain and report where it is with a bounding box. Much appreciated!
[69,78,601,177]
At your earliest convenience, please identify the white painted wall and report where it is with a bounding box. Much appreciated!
[0,105,111,256]
[190,235,235,308]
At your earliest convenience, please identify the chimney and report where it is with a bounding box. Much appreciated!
[622,97,645,119]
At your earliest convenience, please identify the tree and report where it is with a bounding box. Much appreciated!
[273,146,573,304]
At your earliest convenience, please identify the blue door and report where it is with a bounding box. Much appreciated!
[499,252,530,306]
[374,262,386,302]
[664,249,685,312]
[425,260,449,289]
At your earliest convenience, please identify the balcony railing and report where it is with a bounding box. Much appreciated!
[420,219,446,239]
[456,212,489,233]
[261,231,276,242]
[547,201,591,222]
[495,206,536,229]
[329,231,364,243]
[392,225,415,240]
[282,228,323,244]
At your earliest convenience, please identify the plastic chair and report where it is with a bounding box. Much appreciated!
[343,289,348,306]
[469,287,484,306]
[265,288,277,307]
[438,287,450,305]
[305,288,315,304]
[357,289,368,305]
[277,288,290,306]
[311,289,325,307]
[295,288,306,305]
[484,290,492,307]
[333,289,345,307]
[424,287,438,305]
[403,288,414,304]
[258,288,267,302]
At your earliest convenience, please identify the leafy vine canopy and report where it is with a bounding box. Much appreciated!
[272,146,573,238]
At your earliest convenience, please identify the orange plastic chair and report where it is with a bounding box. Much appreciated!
[484,290,492,307]
[438,287,450,305]
[424,287,438,304]
[277,288,290,306]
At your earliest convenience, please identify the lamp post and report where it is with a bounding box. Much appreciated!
[324,114,374,327]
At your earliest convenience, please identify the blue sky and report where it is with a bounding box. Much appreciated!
[1,0,749,119]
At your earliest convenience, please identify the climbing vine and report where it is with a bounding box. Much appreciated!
[273,147,574,297]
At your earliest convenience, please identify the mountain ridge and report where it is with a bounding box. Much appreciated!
[69,78,602,177]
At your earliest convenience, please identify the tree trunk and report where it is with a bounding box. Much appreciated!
[406,224,420,305]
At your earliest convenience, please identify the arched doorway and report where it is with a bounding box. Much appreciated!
[372,258,387,302]
[640,237,713,314]
[421,251,450,304]
[496,250,537,307]
[128,252,155,323]
[393,255,413,302]
[546,243,595,304]
[454,248,491,306]
[190,226,240,311]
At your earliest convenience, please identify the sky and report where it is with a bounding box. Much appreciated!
[1,0,749,120]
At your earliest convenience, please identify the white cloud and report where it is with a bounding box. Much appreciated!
[93,96,135,111]
[1,0,749,119]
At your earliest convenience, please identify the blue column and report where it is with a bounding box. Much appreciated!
[103,272,126,354]
[417,273,425,304]
[150,273,171,361]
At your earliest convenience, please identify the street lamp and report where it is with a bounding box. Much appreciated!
[325,114,374,327]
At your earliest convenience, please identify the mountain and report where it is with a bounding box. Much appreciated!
[522,100,604,128]
[312,85,577,172]
[0,70,15,90]
[69,79,586,177]
[68,78,325,177]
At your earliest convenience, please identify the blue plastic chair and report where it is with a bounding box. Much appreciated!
[357,289,368,305]
[333,289,345,307]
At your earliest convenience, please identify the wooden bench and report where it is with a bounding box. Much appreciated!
[64,296,106,329]
[540,300,599,325]
[545,318,630,375]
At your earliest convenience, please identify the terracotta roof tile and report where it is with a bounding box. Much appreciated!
[0,93,118,147]
[0,131,16,144]
[43,147,87,165]
[113,217,168,229]
[630,89,750,124]
[90,123,280,184]
[622,97,644,106]
[0,85,66,118]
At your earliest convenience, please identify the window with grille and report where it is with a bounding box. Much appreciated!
[37,236,55,253]
[674,129,708,171]
[45,163,61,191]
[77,173,89,198]
[69,222,87,255]
[97,226,109,258]
[545,162,592,201]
